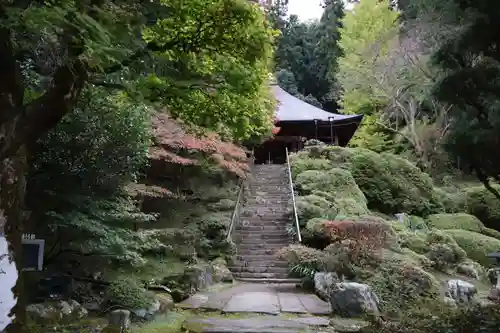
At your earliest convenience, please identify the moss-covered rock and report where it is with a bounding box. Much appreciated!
[426,213,484,232]
[445,229,500,267]
[465,185,500,229]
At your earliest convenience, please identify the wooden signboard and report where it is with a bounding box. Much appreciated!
[22,234,44,271]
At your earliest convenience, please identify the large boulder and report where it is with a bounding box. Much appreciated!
[314,272,339,301]
[26,299,88,324]
[329,282,380,318]
[107,309,130,332]
[212,257,233,283]
[132,299,161,321]
[446,279,478,303]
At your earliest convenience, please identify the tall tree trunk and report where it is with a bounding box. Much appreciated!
[0,146,27,333]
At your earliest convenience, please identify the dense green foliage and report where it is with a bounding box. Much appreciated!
[273,0,344,111]
[0,1,279,330]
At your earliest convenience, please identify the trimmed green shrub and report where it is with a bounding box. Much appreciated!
[295,168,368,208]
[465,185,500,229]
[425,229,467,262]
[335,198,370,216]
[105,277,155,310]
[426,213,484,232]
[397,230,429,254]
[289,156,332,178]
[434,187,467,213]
[360,303,500,333]
[426,243,461,270]
[482,227,500,240]
[292,147,444,216]
[366,262,440,317]
[294,194,337,225]
[445,229,500,267]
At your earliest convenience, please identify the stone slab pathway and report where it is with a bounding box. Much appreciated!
[177,282,331,315]
[184,316,330,333]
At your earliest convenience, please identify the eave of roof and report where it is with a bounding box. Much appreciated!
[273,85,362,123]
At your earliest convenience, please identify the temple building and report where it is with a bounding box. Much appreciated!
[253,84,363,164]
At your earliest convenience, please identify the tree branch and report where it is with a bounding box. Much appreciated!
[474,164,500,201]
[0,59,88,161]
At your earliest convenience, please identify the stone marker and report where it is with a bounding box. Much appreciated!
[107,309,130,332]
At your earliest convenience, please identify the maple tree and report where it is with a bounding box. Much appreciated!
[150,113,249,177]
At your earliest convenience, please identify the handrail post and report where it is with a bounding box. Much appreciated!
[285,147,302,243]
[226,182,244,242]
[226,149,254,242]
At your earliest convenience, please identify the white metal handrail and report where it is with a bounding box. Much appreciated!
[226,181,244,242]
[226,149,254,242]
[285,147,302,242]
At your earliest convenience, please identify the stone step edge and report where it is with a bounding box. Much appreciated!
[233,277,301,284]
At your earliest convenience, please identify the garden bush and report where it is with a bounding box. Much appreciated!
[434,187,467,213]
[360,303,500,333]
[105,277,155,310]
[425,213,484,232]
[289,156,332,178]
[397,230,429,254]
[292,146,444,216]
[426,243,461,270]
[445,229,500,267]
[482,227,500,240]
[425,229,467,263]
[465,185,500,229]
[295,168,367,204]
[275,244,326,280]
[366,262,440,318]
[294,195,337,225]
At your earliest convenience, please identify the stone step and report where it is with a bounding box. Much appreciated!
[240,218,290,223]
[237,219,290,223]
[237,246,289,253]
[235,250,278,256]
[229,266,289,272]
[240,214,289,219]
[242,211,289,214]
[236,228,289,233]
[238,240,291,246]
[232,272,290,279]
[233,277,301,284]
[231,254,291,261]
[230,259,289,267]
[237,237,290,242]
[229,265,289,272]
[235,231,290,237]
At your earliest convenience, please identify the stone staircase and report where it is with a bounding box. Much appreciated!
[229,164,297,283]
